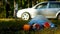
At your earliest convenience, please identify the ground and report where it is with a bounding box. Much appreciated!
[0,18,60,34]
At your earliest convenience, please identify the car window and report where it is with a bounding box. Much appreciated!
[49,2,60,8]
[35,3,47,9]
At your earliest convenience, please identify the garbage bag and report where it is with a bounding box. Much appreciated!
[28,15,55,29]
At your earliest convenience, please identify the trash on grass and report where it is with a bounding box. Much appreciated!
[28,15,55,30]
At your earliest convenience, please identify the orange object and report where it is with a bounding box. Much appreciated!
[44,22,50,28]
[23,24,30,31]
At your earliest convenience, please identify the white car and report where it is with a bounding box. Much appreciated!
[17,1,60,20]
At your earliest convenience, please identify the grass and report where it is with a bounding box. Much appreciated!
[0,18,60,34]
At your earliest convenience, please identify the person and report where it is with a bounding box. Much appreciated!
[6,2,10,18]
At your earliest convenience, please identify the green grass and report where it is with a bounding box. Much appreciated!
[0,19,60,34]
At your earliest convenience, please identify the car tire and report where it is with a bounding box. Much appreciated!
[21,12,31,20]
[57,14,60,20]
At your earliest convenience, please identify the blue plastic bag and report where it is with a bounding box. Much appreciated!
[28,15,55,30]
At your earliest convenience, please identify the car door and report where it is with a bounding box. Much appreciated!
[35,2,49,17]
[46,2,60,18]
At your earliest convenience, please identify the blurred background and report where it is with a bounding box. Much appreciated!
[0,0,60,18]
[0,0,14,18]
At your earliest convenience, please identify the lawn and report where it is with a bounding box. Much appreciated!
[0,18,60,34]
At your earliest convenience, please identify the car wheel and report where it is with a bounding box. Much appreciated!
[21,12,31,20]
[57,14,60,20]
